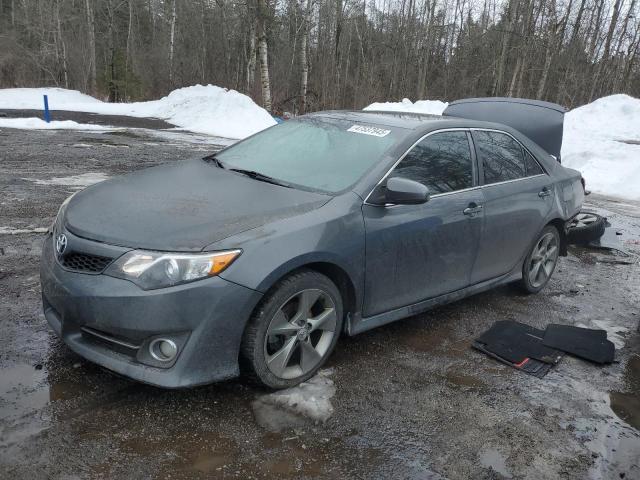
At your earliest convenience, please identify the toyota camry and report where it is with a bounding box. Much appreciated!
[41,98,584,389]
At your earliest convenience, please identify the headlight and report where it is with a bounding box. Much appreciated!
[105,249,241,290]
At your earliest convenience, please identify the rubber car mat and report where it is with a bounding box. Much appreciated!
[472,341,552,378]
[475,320,563,365]
[542,324,615,364]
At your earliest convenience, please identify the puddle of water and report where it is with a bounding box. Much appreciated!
[0,363,95,446]
[479,448,512,478]
[23,172,109,189]
[252,369,336,432]
[0,364,50,446]
[121,430,238,475]
[444,369,487,389]
[610,355,640,430]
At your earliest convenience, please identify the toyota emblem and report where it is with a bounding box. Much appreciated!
[55,233,68,255]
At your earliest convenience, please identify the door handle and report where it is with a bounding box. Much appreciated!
[538,187,552,198]
[463,204,483,216]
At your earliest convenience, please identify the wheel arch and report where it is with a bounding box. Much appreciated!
[253,258,359,334]
[545,217,568,256]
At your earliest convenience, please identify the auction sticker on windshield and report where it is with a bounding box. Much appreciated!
[347,125,391,137]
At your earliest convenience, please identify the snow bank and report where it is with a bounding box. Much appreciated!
[562,94,640,200]
[364,98,447,115]
[0,87,101,110]
[0,118,114,131]
[0,85,276,139]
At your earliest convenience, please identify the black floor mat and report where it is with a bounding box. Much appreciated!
[472,341,553,378]
[475,320,563,365]
[473,321,563,378]
[542,324,615,364]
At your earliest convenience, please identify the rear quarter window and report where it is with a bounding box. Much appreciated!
[473,130,545,184]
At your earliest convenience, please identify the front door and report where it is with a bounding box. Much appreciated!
[469,129,554,283]
[362,130,483,317]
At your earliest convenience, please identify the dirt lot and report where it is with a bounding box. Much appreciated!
[1,122,639,480]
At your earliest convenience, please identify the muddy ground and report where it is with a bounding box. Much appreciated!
[0,121,639,480]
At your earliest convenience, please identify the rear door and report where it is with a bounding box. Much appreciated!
[362,130,484,317]
[470,129,553,284]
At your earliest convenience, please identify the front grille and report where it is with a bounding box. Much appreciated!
[60,252,113,273]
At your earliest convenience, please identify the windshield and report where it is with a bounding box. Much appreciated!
[215,117,402,193]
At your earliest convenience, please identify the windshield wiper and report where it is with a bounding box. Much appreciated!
[229,168,292,188]
[203,154,226,169]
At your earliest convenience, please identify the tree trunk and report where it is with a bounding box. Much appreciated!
[168,0,177,86]
[493,0,519,96]
[245,16,257,93]
[535,0,557,100]
[299,0,312,114]
[85,0,96,95]
[589,0,623,101]
[56,0,69,88]
[257,0,272,112]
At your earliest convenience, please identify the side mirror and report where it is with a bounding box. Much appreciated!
[371,177,430,205]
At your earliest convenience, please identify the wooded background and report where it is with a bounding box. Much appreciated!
[1,0,638,113]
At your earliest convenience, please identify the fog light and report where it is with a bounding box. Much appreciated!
[149,338,178,362]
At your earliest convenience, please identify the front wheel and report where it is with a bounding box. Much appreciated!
[518,225,560,294]
[240,270,343,389]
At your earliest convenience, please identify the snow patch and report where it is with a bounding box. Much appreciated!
[561,94,640,201]
[252,369,336,431]
[0,227,48,235]
[364,98,447,115]
[0,118,115,131]
[24,173,109,189]
[0,85,276,139]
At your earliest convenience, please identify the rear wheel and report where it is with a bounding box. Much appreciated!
[240,270,343,389]
[518,225,560,294]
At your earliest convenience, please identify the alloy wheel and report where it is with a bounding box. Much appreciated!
[570,212,599,229]
[528,232,559,288]
[263,288,337,380]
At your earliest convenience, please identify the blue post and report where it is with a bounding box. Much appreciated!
[43,95,50,123]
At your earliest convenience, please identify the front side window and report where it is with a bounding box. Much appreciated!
[388,131,473,194]
[474,130,527,184]
[215,118,401,193]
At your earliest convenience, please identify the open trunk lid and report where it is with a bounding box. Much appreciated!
[443,97,566,161]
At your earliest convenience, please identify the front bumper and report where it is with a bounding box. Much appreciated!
[40,233,262,388]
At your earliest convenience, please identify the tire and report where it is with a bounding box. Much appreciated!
[567,212,605,245]
[518,225,561,294]
[240,269,343,389]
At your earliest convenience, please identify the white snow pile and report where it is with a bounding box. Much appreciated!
[0,118,115,131]
[0,87,102,109]
[364,98,447,115]
[0,85,276,139]
[23,173,110,189]
[251,369,336,432]
[562,94,640,201]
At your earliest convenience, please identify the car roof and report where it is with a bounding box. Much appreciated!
[305,110,448,130]
[305,109,509,133]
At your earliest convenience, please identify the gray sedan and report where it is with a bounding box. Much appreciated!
[40,100,584,389]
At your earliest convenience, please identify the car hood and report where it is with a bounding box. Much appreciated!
[64,158,330,251]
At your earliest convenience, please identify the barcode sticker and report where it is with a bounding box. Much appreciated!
[347,125,391,137]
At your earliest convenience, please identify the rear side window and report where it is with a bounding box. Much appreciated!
[474,130,526,183]
[389,131,473,194]
[524,151,544,176]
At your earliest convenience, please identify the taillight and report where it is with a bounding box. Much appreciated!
[580,177,586,192]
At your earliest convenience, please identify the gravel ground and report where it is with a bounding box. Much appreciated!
[0,122,639,480]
